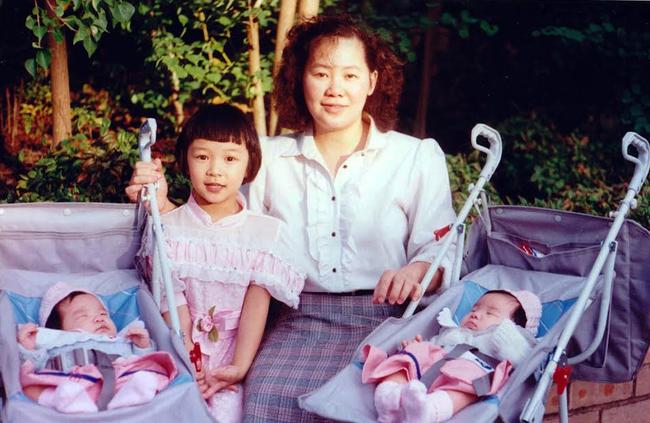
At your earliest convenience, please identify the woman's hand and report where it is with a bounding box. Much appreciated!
[17,323,38,350]
[125,158,173,213]
[201,365,244,398]
[373,261,433,305]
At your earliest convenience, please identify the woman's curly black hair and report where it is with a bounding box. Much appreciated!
[273,14,404,133]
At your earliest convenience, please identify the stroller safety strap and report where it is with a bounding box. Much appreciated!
[45,348,103,371]
[419,343,501,397]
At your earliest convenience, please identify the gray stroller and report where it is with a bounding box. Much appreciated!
[0,123,213,422]
[299,132,650,423]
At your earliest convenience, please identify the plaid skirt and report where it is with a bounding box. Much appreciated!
[243,292,404,422]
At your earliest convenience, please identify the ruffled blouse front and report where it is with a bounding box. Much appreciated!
[140,193,304,367]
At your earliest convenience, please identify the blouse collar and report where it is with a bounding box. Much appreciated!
[187,191,248,227]
[281,114,387,158]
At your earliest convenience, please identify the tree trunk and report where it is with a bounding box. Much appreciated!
[170,68,184,130]
[247,0,267,136]
[413,7,441,138]
[48,28,72,146]
[293,0,318,135]
[298,0,319,21]
[269,0,297,136]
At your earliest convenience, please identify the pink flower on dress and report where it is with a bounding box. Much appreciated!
[193,306,241,348]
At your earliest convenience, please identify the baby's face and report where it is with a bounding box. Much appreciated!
[460,292,519,331]
[58,293,117,337]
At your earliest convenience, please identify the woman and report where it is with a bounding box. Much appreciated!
[127,15,457,422]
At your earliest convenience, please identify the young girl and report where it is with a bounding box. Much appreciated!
[362,290,541,423]
[138,104,305,423]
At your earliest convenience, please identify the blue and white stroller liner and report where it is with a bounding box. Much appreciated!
[0,201,213,422]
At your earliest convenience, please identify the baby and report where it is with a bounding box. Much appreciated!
[362,289,541,423]
[17,282,178,413]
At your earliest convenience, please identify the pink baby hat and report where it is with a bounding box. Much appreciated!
[39,281,106,326]
[506,289,542,336]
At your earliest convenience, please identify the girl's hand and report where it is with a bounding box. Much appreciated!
[125,158,173,213]
[373,262,432,305]
[126,327,151,349]
[201,365,244,398]
[400,334,423,349]
[17,323,38,350]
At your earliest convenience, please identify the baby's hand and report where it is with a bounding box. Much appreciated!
[17,323,38,350]
[201,365,244,398]
[400,334,423,349]
[126,326,151,349]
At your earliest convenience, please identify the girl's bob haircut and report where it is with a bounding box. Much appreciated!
[175,104,262,185]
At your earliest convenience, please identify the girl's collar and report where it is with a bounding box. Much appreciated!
[187,192,248,227]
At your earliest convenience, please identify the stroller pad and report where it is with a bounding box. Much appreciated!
[299,264,595,423]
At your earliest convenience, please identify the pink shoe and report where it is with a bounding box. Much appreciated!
[107,371,159,409]
[39,381,99,413]
[374,381,404,423]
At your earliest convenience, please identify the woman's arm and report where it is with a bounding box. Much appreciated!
[203,285,271,396]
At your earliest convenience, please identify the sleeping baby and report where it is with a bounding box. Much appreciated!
[17,282,177,413]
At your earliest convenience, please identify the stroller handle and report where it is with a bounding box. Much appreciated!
[403,124,503,318]
[622,132,649,194]
[471,123,502,180]
[138,118,157,162]
[137,118,181,337]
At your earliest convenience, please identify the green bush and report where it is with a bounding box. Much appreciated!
[14,130,139,202]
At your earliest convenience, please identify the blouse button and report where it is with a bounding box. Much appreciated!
[342,164,348,169]
[332,267,337,273]
[331,232,336,237]
[331,196,336,201]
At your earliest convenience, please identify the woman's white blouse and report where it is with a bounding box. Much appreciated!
[246,121,457,293]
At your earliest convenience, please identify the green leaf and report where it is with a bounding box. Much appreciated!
[53,28,64,44]
[73,24,89,45]
[178,14,188,26]
[35,49,50,69]
[218,16,232,26]
[117,2,135,26]
[25,15,35,30]
[34,25,47,42]
[83,36,97,56]
[24,58,36,78]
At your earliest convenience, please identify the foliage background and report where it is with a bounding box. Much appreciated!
[1,0,648,227]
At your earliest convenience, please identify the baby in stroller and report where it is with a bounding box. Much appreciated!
[362,289,541,423]
[16,282,177,413]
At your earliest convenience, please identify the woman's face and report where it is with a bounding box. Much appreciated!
[302,36,378,135]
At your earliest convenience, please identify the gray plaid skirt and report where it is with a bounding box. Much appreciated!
[243,292,404,422]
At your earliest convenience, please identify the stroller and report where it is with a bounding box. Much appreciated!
[299,131,650,423]
[0,122,213,422]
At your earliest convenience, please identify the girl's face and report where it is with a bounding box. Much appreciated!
[187,138,249,217]
[58,294,117,337]
[302,36,378,135]
[460,292,519,331]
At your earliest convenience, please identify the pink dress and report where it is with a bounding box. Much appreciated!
[141,193,305,423]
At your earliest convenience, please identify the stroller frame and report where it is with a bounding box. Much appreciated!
[521,132,650,423]
[404,123,503,317]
